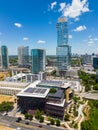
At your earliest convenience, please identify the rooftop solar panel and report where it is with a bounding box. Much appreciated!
[24,87,47,94]
[34,88,41,93]
[41,89,47,94]
[24,87,36,93]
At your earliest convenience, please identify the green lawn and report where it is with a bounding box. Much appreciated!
[90,107,98,130]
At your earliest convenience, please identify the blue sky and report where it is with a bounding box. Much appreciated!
[0,0,98,55]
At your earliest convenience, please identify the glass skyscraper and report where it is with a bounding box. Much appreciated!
[18,46,29,67]
[0,45,9,69]
[31,49,46,74]
[56,17,71,75]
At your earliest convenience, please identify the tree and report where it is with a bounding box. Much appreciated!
[56,119,60,126]
[29,114,33,120]
[39,116,44,123]
[93,84,98,90]
[35,109,41,120]
[25,113,33,120]
[50,118,55,125]
[25,113,29,119]
[0,101,14,112]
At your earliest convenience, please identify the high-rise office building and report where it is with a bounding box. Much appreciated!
[0,45,9,69]
[31,49,46,74]
[18,46,29,68]
[56,17,71,76]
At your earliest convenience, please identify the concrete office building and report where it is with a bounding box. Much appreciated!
[56,17,71,76]
[0,45,9,70]
[31,49,46,74]
[18,46,29,68]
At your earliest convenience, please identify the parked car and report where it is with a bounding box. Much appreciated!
[38,125,42,128]
[16,117,22,122]
[47,123,50,125]
[25,121,29,125]
[2,112,8,116]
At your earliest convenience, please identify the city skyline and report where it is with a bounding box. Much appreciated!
[0,0,98,55]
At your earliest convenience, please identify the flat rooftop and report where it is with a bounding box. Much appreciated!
[38,80,63,86]
[17,80,50,98]
[0,81,29,87]
[37,80,71,89]
[48,90,64,99]
[0,87,23,91]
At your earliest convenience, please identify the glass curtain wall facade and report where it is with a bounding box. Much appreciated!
[18,46,29,67]
[0,45,9,69]
[31,49,46,74]
[56,17,71,74]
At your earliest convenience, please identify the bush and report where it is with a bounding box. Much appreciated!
[39,116,44,123]
[74,110,78,117]
[25,113,29,119]
[49,88,57,94]
[64,114,69,121]
[25,113,33,120]
[56,119,60,126]
[50,118,55,125]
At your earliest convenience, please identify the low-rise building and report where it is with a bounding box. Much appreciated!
[17,81,50,111]
[0,81,29,95]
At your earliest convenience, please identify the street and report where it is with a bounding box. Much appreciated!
[0,114,66,130]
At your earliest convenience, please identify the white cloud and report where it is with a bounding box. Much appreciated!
[58,3,66,12]
[37,40,46,44]
[94,38,98,41]
[87,36,98,46]
[88,41,94,46]
[88,35,92,38]
[74,17,80,21]
[62,0,90,18]
[74,25,87,32]
[23,37,29,41]
[88,41,94,44]
[14,23,22,28]
[51,1,57,10]
[69,35,72,39]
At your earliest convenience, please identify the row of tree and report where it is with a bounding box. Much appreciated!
[24,109,61,126]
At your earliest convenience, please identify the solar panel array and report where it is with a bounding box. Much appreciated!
[24,87,47,94]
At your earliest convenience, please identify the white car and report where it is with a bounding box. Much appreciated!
[15,127,21,130]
